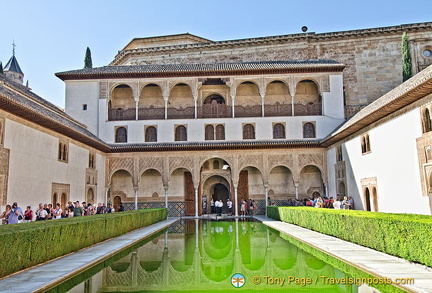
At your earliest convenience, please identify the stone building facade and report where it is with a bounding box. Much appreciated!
[1,22,432,217]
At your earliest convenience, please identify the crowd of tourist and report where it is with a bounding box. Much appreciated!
[0,201,125,225]
[287,195,355,209]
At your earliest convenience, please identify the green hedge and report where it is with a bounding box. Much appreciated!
[267,206,432,267]
[0,208,167,278]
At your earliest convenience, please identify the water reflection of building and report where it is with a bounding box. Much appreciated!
[99,220,354,291]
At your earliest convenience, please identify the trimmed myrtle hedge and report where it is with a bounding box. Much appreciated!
[267,206,432,268]
[0,208,167,278]
[275,230,404,293]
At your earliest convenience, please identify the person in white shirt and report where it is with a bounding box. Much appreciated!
[333,196,342,209]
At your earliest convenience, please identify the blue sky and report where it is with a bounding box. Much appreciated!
[1,0,431,108]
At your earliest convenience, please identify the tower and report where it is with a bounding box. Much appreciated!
[3,41,24,84]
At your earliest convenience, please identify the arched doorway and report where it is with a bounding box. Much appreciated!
[338,181,346,197]
[113,196,122,212]
[202,175,231,214]
[52,192,58,205]
[61,193,67,209]
[87,188,95,204]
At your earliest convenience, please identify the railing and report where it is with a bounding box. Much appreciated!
[294,103,322,116]
[138,106,165,120]
[107,103,322,121]
[197,103,231,118]
[108,108,136,121]
[264,102,292,117]
[234,105,262,117]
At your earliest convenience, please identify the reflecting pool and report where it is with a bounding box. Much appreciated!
[49,219,401,292]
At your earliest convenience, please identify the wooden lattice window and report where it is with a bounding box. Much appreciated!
[205,125,214,140]
[273,123,285,139]
[115,127,127,143]
[175,125,187,141]
[145,126,157,142]
[216,124,225,140]
[243,124,255,139]
[303,122,315,138]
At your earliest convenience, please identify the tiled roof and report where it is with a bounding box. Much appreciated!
[56,60,344,80]
[3,56,23,75]
[109,139,321,152]
[0,74,110,152]
[321,64,432,146]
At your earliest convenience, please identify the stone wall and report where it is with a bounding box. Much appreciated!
[113,24,432,109]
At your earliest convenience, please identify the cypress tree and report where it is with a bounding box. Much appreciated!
[0,62,3,74]
[84,47,93,69]
[402,32,412,81]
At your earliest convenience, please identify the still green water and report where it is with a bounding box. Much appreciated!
[50,219,400,293]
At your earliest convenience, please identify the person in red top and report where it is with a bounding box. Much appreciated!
[24,206,33,222]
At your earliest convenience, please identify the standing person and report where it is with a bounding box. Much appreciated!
[46,204,53,220]
[73,201,83,217]
[333,196,341,209]
[36,203,48,220]
[96,203,104,214]
[210,198,215,214]
[106,203,114,213]
[0,205,11,225]
[240,199,246,216]
[342,196,350,210]
[24,206,33,222]
[118,202,124,212]
[348,196,355,210]
[8,202,23,224]
[53,203,62,219]
[227,199,233,216]
[218,200,223,216]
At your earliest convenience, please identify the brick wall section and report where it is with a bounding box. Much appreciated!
[113,24,432,108]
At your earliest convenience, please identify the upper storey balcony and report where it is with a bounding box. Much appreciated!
[107,79,322,121]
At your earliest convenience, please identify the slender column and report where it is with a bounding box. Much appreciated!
[261,95,265,117]
[324,182,328,197]
[134,187,138,210]
[164,98,168,119]
[105,187,109,205]
[291,94,295,116]
[135,100,139,120]
[164,186,168,209]
[231,96,235,118]
[264,184,269,216]
[234,185,239,217]
[294,183,299,200]
[194,98,197,119]
[195,187,199,218]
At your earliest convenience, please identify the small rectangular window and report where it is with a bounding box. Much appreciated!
[82,104,88,110]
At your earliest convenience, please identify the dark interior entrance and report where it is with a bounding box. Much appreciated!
[213,183,229,211]
[365,188,371,211]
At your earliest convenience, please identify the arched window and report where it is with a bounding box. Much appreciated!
[58,142,63,160]
[336,145,343,162]
[205,125,214,140]
[243,124,255,139]
[361,134,371,154]
[424,109,432,133]
[303,123,315,138]
[63,144,68,161]
[175,125,187,141]
[145,126,157,142]
[273,123,285,139]
[213,160,220,169]
[216,124,225,140]
[115,127,127,143]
